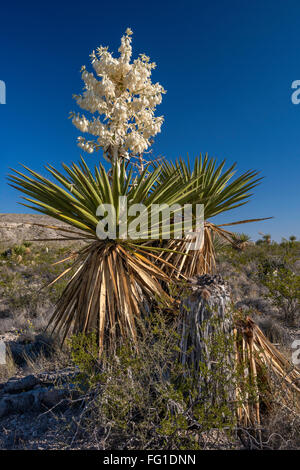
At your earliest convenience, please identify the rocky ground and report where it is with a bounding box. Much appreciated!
[0,215,85,448]
[0,369,83,449]
[0,215,299,449]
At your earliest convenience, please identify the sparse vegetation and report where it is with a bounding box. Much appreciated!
[260,266,300,325]
[218,236,299,327]
[67,311,239,450]
[0,235,299,449]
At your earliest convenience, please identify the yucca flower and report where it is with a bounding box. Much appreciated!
[71,28,166,167]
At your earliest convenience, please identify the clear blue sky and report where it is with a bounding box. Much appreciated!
[0,0,299,241]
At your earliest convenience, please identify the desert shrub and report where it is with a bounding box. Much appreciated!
[260,267,300,325]
[0,244,74,315]
[68,311,239,450]
[257,258,286,280]
[0,243,32,261]
[261,403,300,449]
[218,238,299,269]
[66,309,300,450]
[217,243,268,272]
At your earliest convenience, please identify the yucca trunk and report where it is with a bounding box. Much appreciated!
[179,275,300,430]
[178,274,235,408]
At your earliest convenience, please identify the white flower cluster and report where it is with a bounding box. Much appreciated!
[71,28,166,163]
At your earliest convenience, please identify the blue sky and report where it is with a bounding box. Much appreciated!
[0,0,299,241]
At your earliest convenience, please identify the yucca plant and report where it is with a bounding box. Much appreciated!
[8,157,216,352]
[155,154,268,277]
[5,29,270,359]
[8,153,268,352]
[231,232,252,251]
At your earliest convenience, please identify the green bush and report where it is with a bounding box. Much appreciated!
[68,311,239,450]
[260,267,300,325]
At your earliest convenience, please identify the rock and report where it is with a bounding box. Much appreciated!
[0,369,82,419]
[3,375,40,394]
[40,388,80,410]
[8,334,56,367]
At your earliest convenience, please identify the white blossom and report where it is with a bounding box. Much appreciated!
[71,29,166,164]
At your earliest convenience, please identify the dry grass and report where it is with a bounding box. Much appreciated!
[0,346,17,383]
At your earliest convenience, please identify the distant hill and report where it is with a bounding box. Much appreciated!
[0,214,71,247]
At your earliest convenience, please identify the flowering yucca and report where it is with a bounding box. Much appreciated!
[8,29,269,355]
[71,28,166,167]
